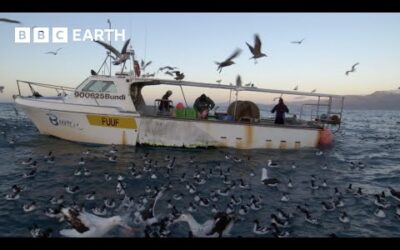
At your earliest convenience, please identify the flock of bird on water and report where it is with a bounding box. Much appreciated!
[2,139,400,238]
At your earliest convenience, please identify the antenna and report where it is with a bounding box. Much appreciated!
[107,19,112,76]
[144,25,147,64]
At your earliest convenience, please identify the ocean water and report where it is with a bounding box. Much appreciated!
[0,103,400,237]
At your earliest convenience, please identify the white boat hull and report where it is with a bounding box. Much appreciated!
[137,116,321,149]
[16,97,140,146]
[16,97,321,149]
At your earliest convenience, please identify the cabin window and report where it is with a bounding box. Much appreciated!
[82,80,117,93]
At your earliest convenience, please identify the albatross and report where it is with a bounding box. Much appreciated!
[60,207,132,237]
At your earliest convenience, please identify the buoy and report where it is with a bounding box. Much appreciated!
[176,102,184,109]
[319,128,333,145]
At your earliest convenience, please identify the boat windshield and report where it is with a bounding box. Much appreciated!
[82,80,117,93]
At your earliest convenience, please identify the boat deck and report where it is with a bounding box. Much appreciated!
[136,105,323,130]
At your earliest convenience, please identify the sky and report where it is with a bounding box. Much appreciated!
[1,13,400,104]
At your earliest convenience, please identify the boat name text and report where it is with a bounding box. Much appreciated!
[74,91,126,100]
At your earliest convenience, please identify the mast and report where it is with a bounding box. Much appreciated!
[107,19,112,76]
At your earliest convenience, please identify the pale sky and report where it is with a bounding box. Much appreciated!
[1,13,400,103]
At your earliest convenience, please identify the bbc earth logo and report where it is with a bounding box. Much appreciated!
[15,27,126,43]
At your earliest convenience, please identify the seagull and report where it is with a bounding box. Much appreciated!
[245,82,254,87]
[215,48,241,73]
[261,168,280,187]
[59,207,132,237]
[173,71,185,81]
[311,89,316,93]
[159,66,177,71]
[45,48,62,55]
[94,39,131,65]
[345,63,359,76]
[291,38,305,45]
[165,71,174,77]
[216,79,222,84]
[140,60,152,71]
[246,34,267,63]
[293,85,298,91]
[0,86,4,93]
[0,18,21,24]
[236,75,242,87]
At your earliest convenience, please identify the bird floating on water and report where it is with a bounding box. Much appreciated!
[246,34,267,64]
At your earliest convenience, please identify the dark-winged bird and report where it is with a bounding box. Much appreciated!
[246,34,267,63]
[173,71,185,81]
[0,86,4,93]
[94,39,131,66]
[141,60,152,71]
[0,18,21,24]
[215,48,241,73]
[90,70,97,76]
[345,63,359,76]
[45,48,62,55]
[159,66,177,71]
[291,38,305,45]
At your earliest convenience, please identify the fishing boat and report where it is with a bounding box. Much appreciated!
[13,45,344,150]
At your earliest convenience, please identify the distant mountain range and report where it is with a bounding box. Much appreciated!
[339,90,400,110]
[217,90,400,112]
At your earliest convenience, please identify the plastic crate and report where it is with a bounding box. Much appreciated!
[185,108,197,119]
[175,108,185,118]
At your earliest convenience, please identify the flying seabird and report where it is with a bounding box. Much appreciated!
[311,89,317,93]
[140,60,152,71]
[0,86,4,93]
[345,62,359,76]
[246,34,267,63]
[215,48,241,73]
[45,48,62,55]
[293,85,298,91]
[291,38,305,45]
[94,39,131,66]
[0,18,21,24]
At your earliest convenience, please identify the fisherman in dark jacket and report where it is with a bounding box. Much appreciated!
[194,94,215,119]
[159,90,173,113]
[271,98,289,124]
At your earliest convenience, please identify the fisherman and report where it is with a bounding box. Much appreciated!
[193,94,215,119]
[271,97,289,125]
[158,90,173,113]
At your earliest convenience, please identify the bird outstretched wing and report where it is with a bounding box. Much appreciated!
[94,40,120,57]
[226,48,242,62]
[254,34,262,53]
[0,18,21,24]
[121,39,131,54]
[246,42,255,55]
[351,62,359,70]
